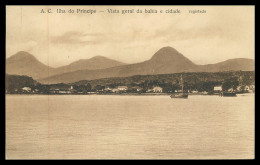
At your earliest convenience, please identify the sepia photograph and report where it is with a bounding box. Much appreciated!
[5,5,255,159]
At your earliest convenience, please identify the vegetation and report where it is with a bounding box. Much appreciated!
[71,71,254,92]
[6,71,255,94]
[6,74,38,93]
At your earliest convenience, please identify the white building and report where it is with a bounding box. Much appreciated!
[118,86,128,91]
[153,86,163,93]
[112,88,120,93]
[191,90,199,93]
[214,86,222,92]
[244,86,250,91]
[22,87,31,92]
[104,87,112,91]
[146,89,153,93]
[132,86,142,92]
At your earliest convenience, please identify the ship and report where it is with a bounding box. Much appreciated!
[222,91,237,97]
[170,74,188,99]
[220,77,238,97]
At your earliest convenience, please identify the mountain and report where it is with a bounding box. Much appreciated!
[6,51,54,80]
[198,58,255,72]
[67,56,126,70]
[37,47,254,84]
[6,52,127,79]
[51,56,127,75]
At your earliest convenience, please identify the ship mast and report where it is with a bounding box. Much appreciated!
[181,74,183,94]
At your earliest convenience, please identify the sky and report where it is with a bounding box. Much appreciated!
[6,6,255,68]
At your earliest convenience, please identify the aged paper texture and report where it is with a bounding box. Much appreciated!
[6,5,255,159]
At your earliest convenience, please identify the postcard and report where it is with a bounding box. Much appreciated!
[6,5,255,159]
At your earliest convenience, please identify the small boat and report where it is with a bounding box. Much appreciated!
[170,74,188,99]
[170,93,188,98]
[222,92,237,97]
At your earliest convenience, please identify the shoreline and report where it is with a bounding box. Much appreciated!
[5,92,254,96]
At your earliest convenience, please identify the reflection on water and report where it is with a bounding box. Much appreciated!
[6,94,254,159]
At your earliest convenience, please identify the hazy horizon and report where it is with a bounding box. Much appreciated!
[6,6,255,67]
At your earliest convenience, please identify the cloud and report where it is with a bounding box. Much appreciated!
[51,31,103,45]
[150,24,238,44]
[6,6,254,67]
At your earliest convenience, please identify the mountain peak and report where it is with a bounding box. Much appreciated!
[6,51,53,80]
[150,46,185,61]
[64,55,126,72]
[15,51,34,57]
[7,51,37,62]
[89,56,109,60]
[158,46,179,53]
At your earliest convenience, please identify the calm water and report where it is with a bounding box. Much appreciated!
[6,94,255,159]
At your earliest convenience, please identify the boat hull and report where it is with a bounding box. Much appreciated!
[170,93,188,99]
[222,92,237,97]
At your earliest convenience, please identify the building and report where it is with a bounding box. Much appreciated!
[244,86,250,91]
[236,86,243,91]
[153,86,163,93]
[118,86,128,91]
[104,87,112,91]
[146,89,153,93]
[191,90,199,93]
[250,85,255,90]
[131,86,142,92]
[214,86,222,92]
[227,88,234,92]
[32,89,39,93]
[49,88,60,94]
[250,85,255,93]
[104,87,113,93]
[49,86,74,94]
[112,88,120,93]
[59,90,68,94]
[22,87,31,92]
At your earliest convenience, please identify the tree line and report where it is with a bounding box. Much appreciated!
[6,71,255,94]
